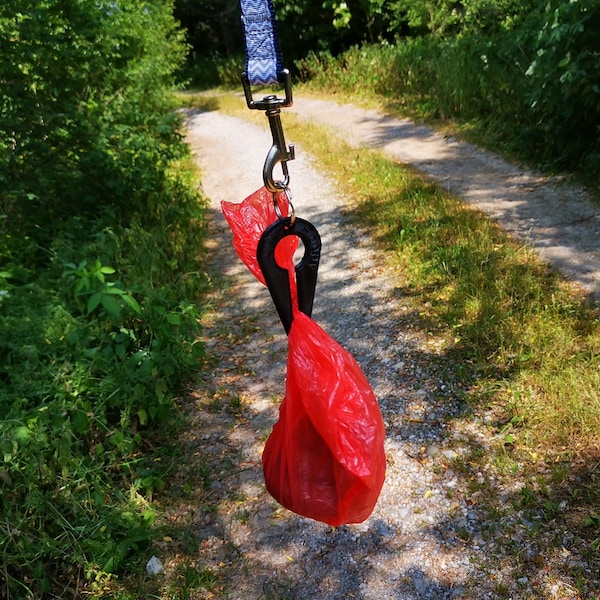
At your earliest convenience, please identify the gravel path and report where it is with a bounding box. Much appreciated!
[180,102,598,599]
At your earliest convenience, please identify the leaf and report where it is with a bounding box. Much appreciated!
[141,509,156,525]
[13,426,32,442]
[166,312,182,325]
[100,266,116,274]
[101,294,121,317]
[75,277,91,293]
[122,294,141,314]
[87,292,103,314]
[110,431,124,449]
[104,285,125,294]
[71,410,89,434]
[137,408,148,426]
[558,52,571,68]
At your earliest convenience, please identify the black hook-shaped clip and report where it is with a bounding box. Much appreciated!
[257,217,321,334]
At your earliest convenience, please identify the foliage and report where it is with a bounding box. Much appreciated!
[175,0,537,68]
[525,0,600,171]
[1,1,209,596]
[272,0,370,56]
[174,0,241,57]
[1,0,188,231]
[296,15,599,180]
[371,0,538,36]
[1,205,207,596]
[173,0,243,87]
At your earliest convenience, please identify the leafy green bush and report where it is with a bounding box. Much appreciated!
[525,0,600,171]
[0,167,208,596]
[1,0,187,231]
[1,1,210,596]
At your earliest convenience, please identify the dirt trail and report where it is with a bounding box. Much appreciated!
[291,97,600,303]
[179,100,599,599]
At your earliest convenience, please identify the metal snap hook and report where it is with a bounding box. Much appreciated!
[262,96,295,193]
[263,145,294,193]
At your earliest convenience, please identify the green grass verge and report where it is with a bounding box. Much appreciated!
[281,108,600,461]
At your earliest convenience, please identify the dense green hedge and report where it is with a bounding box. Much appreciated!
[1,1,208,596]
[296,1,600,179]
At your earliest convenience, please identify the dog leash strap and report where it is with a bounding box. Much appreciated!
[240,0,283,86]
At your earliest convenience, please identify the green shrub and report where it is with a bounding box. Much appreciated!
[297,23,600,179]
[1,1,210,596]
[0,179,208,595]
[525,0,600,170]
[1,0,187,231]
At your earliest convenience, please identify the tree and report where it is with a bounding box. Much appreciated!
[1,0,187,235]
[367,0,537,36]
[174,0,242,57]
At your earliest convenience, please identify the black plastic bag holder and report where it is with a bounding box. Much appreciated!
[257,217,321,334]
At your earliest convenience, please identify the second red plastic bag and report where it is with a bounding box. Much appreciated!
[221,187,297,285]
[262,309,386,526]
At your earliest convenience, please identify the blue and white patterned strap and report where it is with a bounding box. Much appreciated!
[240,0,284,86]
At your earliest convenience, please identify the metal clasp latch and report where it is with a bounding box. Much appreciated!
[241,69,295,193]
[262,103,295,193]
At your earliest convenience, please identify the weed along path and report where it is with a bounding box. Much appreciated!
[180,101,599,600]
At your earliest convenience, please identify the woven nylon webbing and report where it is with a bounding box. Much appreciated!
[240,0,283,86]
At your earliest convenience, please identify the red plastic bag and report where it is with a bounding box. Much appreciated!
[262,309,386,526]
[221,187,297,286]
[221,188,386,525]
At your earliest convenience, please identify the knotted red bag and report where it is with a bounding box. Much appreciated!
[263,309,386,525]
[221,187,386,525]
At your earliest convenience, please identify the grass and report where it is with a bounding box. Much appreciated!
[0,147,210,596]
